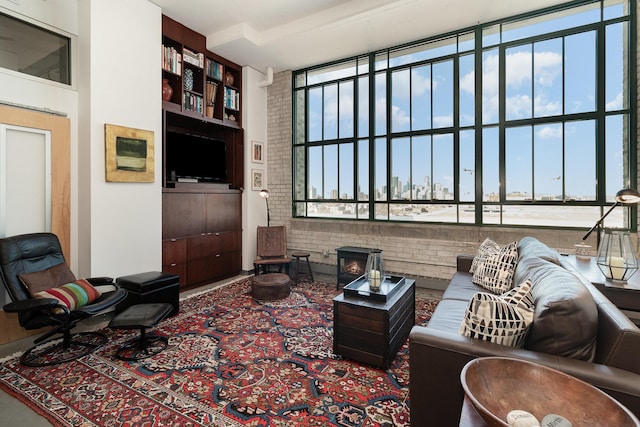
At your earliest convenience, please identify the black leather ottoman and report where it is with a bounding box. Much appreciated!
[116,271,179,316]
[109,303,173,360]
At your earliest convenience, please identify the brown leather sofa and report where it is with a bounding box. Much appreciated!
[409,237,640,426]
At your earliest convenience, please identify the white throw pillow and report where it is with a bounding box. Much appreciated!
[469,237,501,274]
[459,280,534,348]
[472,240,519,294]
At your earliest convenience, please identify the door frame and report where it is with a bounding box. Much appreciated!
[0,104,70,345]
[0,104,70,257]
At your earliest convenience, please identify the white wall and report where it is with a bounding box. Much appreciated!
[0,0,80,268]
[242,66,269,271]
[77,0,162,278]
[1,0,262,279]
[0,0,163,278]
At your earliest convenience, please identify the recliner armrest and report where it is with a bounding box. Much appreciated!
[86,277,114,286]
[78,286,127,315]
[3,298,59,313]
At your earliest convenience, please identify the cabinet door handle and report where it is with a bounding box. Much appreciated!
[171,238,177,242]
[215,254,221,257]
[215,232,220,236]
[170,263,177,267]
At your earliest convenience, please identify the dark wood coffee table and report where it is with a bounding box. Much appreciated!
[333,277,415,369]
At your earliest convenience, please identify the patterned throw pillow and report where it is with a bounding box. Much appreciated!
[32,279,102,311]
[459,280,535,348]
[472,241,518,294]
[469,237,501,274]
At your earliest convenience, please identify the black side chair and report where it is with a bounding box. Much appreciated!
[0,232,127,366]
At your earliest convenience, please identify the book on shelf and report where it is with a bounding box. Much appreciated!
[223,87,240,110]
[183,92,204,113]
[206,59,224,81]
[162,44,182,74]
[183,47,204,68]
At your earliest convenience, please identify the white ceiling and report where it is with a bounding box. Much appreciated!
[152,0,571,73]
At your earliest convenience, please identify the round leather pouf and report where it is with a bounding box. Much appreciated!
[252,273,291,301]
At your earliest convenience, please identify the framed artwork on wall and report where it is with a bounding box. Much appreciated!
[251,169,264,191]
[252,140,264,163]
[104,123,154,182]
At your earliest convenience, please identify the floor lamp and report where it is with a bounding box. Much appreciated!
[259,189,270,227]
[582,188,640,248]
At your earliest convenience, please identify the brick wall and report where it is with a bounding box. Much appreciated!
[266,25,640,284]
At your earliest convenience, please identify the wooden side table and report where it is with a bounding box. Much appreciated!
[562,254,640,313]
[333,278,415,369]
[459,396,488,427]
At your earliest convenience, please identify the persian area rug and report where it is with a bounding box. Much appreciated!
[0,278,438,427]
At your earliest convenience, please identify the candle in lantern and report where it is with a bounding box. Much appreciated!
[609,256,626,280]
[369,269,381,290]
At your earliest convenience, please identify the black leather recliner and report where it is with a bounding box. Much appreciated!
[0,232,127,366]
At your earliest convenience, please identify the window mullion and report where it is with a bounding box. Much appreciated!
[368,53,376,220]
[475,27,483,225]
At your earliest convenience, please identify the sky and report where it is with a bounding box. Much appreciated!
[304,1,628,203]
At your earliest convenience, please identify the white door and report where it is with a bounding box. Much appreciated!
[0,124,52,236]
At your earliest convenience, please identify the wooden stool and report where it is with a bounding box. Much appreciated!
[291,251,314,284]
[252,273,291,301]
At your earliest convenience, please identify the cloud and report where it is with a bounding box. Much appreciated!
[434,114,453,127]
[606,92,623,110]
[537,125,563,139]
[482,50,562,122]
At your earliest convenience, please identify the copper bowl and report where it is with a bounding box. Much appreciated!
[460,357,640,427]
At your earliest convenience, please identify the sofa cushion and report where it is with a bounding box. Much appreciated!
[472,241,519,294]
[425,299,469,333]
[470,237,501,274]
[517,236,561,264]
[459,280,534,347]
[518,256,598,360]
[442,272,486,302]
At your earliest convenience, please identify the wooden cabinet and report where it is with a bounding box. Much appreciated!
[162,189,242,289]
[162,238,187,286]
[161,15,244,290]
[162,15,242,128]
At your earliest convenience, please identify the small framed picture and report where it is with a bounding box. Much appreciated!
[104,123,154,183]
[251,169,264,191]
[252,140,264,163]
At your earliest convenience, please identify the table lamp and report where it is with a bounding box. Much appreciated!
[259,189,270,227]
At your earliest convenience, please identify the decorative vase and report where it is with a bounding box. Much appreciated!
[162,79,173,102]
[365,249,385,292]
[225,71,234,86]
[183,68,194,91]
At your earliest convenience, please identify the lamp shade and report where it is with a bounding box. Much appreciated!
[596,229,638,282]
[615,188,640,204]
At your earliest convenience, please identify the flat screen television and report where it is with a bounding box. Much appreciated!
[166,131,227,183]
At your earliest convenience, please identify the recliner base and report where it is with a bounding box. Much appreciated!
[20,331,106,367]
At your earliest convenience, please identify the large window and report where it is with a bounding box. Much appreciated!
[293,0,635,229]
